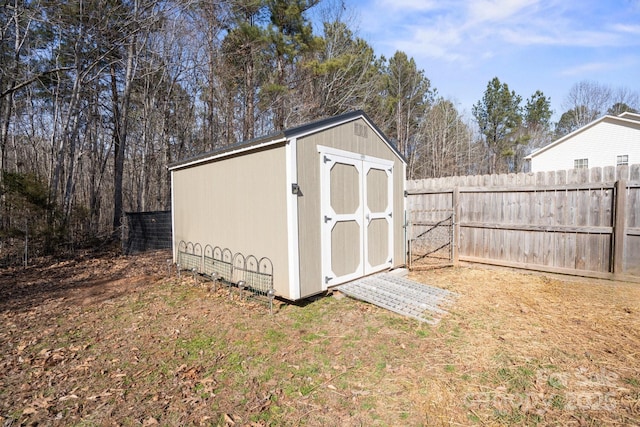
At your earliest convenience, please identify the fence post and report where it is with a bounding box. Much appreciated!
[613,180,627,275]
[452,186,460,266]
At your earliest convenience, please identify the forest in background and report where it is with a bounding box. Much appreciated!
[1,0,638,257]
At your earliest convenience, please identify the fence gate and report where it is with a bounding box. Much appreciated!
[407,209,454,270]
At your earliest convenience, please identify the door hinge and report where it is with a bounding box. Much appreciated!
[325,276,333,284]
[324,215,332,223]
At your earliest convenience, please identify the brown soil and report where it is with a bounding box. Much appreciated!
[1,251,638,426]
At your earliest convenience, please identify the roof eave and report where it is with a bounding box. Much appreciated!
[526,115,619,159]
[168,133,286,171]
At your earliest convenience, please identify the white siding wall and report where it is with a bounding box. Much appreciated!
[530,120,640,173]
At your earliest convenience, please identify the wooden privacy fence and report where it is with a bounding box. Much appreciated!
[407,164,640,281]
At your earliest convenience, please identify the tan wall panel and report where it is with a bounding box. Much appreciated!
[331,221,361,277]
[296,118,406,297]
[367,168,389,213]
[330,163,360,214]
[172,146,291,297]
[368,218,389,267]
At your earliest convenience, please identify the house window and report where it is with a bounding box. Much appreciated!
[574,158,588,169]
[617,155,629,166]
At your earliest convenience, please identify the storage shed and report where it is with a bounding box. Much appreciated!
[169,110,407,300]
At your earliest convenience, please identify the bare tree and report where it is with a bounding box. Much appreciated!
[558,80,640,136]
[561,80,611,129]
[410,99,474,179]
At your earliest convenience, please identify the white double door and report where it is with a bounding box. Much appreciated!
[320,147,394,288]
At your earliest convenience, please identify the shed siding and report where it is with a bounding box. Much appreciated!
[172,145,291,297]
[296,118,405,297]
[531,120,640,172]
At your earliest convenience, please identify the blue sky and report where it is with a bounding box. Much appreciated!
[337,0,640,121]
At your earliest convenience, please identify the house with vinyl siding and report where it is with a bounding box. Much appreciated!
[525,112,640,173]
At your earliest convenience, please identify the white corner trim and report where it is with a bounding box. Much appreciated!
[285,138,301,300]
[170,171,176,262]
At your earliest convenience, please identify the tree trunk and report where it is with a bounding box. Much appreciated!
[112,36,137,235]
[244,56,255,140]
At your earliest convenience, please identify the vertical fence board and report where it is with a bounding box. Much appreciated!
[575,234,587,270]
[613,180,627,275]
[576,188,588,226]
[618,165,629,180]
[628,186,638,228]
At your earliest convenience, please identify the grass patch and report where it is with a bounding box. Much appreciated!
[496,365,535,393]
[177,334,217,359]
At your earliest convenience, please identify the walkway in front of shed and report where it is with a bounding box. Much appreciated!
[336,273,456,324]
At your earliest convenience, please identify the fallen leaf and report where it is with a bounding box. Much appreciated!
[224,413,236,425]
[143,416,159,425]
[87,391,112,401]
[33,397,52,408]
[59,394,79,401]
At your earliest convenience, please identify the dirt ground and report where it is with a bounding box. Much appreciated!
[1,250,639,426]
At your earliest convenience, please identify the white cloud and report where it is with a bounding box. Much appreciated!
[467,0,540,24]
[611,23,640,35]
[559,61,617,77]
[374,0,442,12]
[393,27,465,62]
[559,55,639,78]
[499,27,624,47]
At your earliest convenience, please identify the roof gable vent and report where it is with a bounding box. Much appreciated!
[354,122,368,138]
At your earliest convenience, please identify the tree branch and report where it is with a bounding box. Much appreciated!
[0,67,74,99]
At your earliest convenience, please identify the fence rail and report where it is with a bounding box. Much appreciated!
[407,164,640,281]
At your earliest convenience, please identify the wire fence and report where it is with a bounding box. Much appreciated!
[407,210,454,270]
